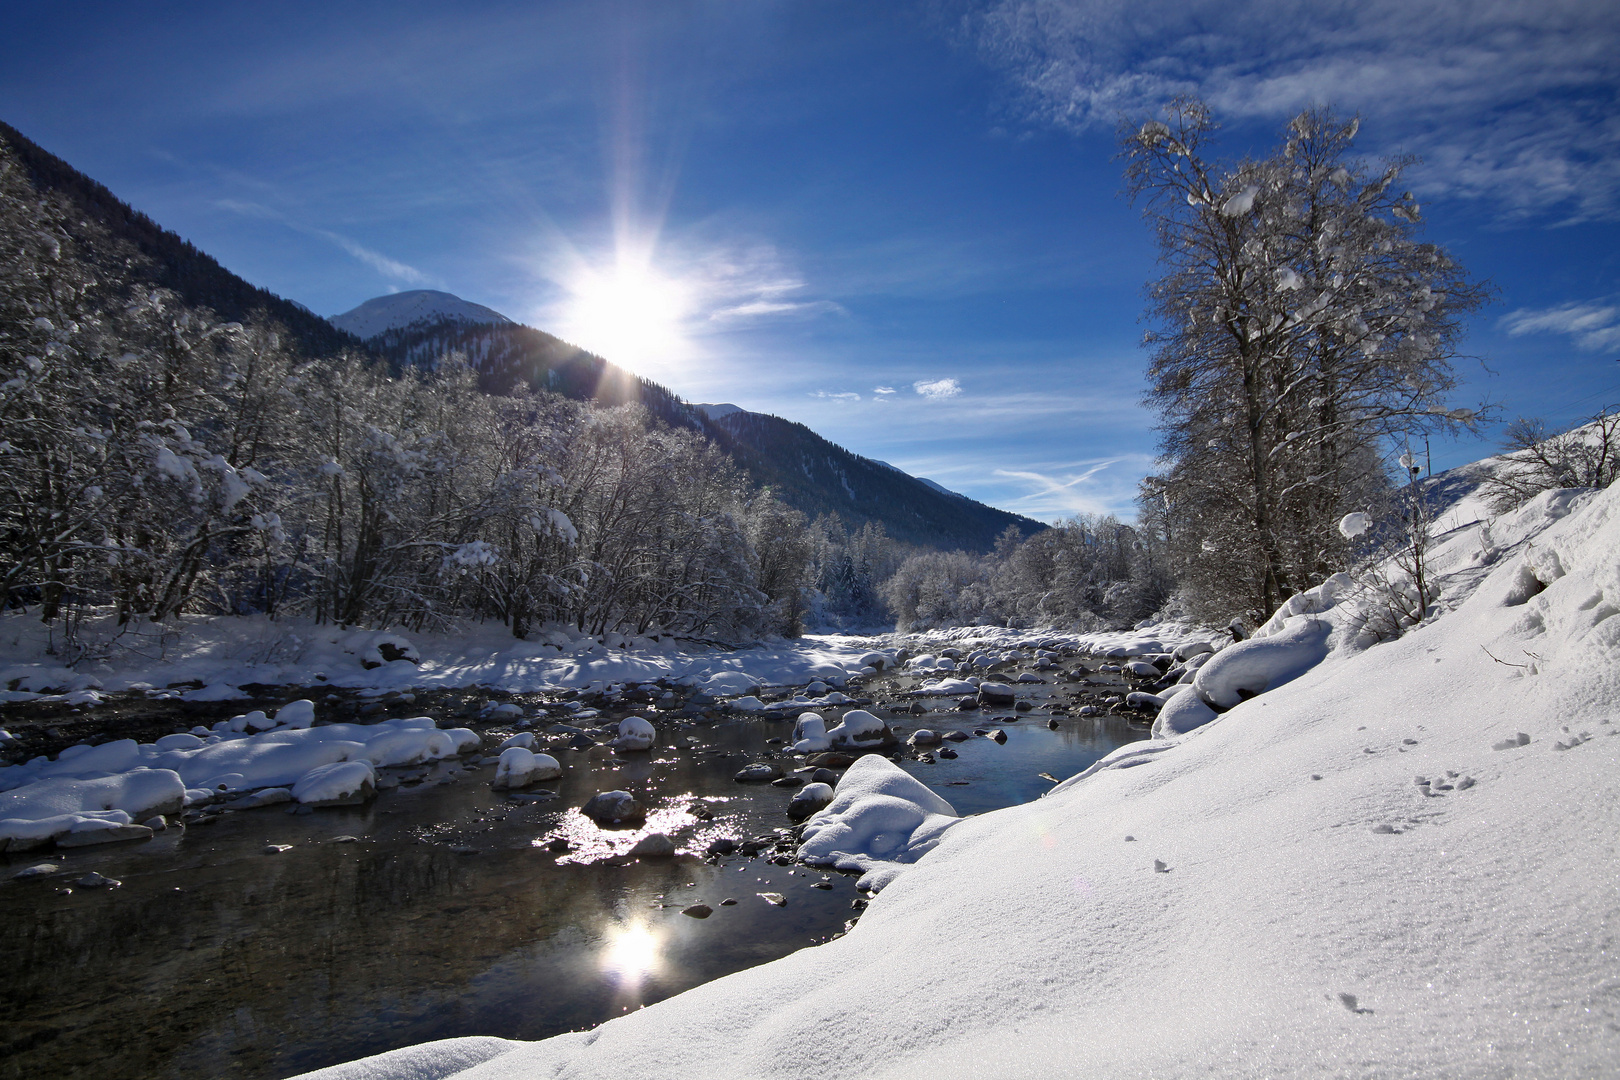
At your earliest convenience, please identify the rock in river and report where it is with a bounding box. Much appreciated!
[581,790,646,825]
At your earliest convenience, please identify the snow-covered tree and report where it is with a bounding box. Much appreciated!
[1122,100,1488,621]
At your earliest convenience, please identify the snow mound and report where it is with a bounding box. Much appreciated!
[797,754,960,892]
[612,716,656,751]
[0,769,185,850]
[492,748,561,789]
[292,760,375,805]
[823,709,889,748]
[0,715,478,841]
[790,713,830,753]
[704,671,761,696]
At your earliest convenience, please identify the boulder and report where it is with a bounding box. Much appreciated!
[977,682,1016,705]
[788,782,836,823]
[628,832,677,857]
[581,790,646,825]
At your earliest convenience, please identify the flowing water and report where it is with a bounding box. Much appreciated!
[0,664,1146,1080]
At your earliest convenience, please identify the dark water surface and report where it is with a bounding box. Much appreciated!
[0,668,1145,1080]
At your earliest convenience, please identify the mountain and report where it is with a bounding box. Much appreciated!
[692,406,1045,551]
[871,459,968,501]
[358,318,1041,549]
[354,316,699,430]
[330,289,511,339]
[0,120,365,360]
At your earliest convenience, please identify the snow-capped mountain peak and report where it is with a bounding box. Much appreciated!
[329,290,512,340]
[693,403,746,422]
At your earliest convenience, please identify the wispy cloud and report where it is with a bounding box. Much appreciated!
[216,198,429,284]
[1501,301,1620,352]
[992,457,1149,517]
[812,390,862,402]
[914,377,963,399]
[874,386,896,395]
[966,0,1620,221]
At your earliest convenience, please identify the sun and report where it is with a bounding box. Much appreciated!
[560,254,689,372]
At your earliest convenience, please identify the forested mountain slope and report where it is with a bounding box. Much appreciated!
[0,121,362,359]
[355,315,1046,551]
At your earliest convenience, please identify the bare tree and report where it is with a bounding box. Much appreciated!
[1122,100,1488,622]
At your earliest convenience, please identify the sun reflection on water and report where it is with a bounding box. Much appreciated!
[600,921,663,996]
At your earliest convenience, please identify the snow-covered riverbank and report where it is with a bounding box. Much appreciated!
[287,479,1620,1078]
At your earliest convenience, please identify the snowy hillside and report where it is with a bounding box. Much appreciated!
[329,290,512,339]
[292,480,1620,1077]
[693,402,744,421]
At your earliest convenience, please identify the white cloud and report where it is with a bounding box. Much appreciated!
[1501,301,1620,352]
[874,386,896,395]
[914,377,963,399]
[967,0,1620,221]
[812,390,862,402]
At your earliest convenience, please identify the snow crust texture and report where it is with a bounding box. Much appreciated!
[296,482,1620,1079]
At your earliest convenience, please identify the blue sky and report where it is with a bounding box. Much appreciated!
[4,0,1619,522]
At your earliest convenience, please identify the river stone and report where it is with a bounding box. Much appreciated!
[705,837,739,856]
[809,768,840,785]
[12,863,60,880]
[581,790,646,825]
[682,904,713,919]
[227,787,293,810]
[806,752,856,768]
[977,682,1016,704]
[74,871,121,888]
[628,832,677,857]
[787,782,835,823]
[770,775,804,788]
[733,763,782,783]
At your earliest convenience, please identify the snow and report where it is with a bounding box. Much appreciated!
[0,712,479,846]
[291,760,375,805]
[789,713,829,753]
[1338,510,1373,538]
[328,290,512,340]
[611,716,656,751]
[822,708,888,748]
[796,754,960,892]
[703,671,761,696]
[492,748,562,789]
[292,478,1620,1079]
[1220,184,1260,216]
[0,769,184,849]
[1190,607,1332,709]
